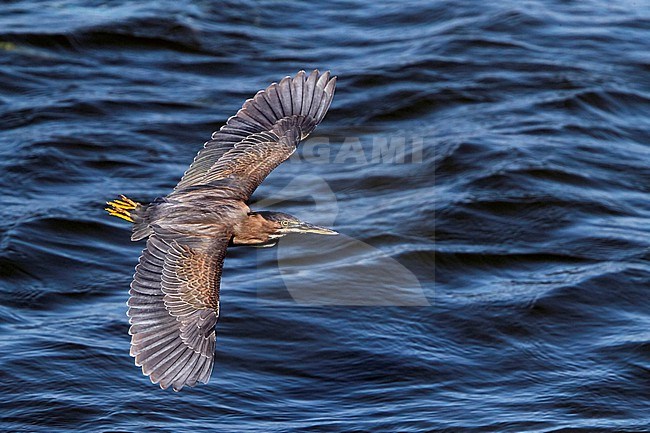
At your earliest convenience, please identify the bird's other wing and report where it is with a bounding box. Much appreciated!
[127,228,230,391]
[173,70,336,198]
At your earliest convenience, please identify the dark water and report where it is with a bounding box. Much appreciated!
[1,0,650,431]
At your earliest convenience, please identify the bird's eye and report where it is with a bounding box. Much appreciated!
[281,220,289,227]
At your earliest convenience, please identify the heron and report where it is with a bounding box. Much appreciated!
[106,70,337,391]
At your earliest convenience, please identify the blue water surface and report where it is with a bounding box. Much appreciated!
[1,0,649,431]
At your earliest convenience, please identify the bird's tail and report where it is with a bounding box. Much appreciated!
[105,195,141,223]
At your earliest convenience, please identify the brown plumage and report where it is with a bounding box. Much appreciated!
[106,70,338,391]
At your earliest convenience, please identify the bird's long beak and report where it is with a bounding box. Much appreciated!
[296,222,338,235]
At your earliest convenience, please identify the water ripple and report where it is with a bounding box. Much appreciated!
[1,0,649,431]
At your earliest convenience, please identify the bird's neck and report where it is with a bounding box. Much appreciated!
[232,213,281,246]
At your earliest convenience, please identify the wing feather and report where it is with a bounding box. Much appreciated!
[308,71,329,119]
[291,70,306,115]
[302,70,319,117]
[173,70,336,195]
[127,231,229,391]
[277,76,293,117]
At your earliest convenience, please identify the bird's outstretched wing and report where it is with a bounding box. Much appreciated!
[173,69,336,199]
[127,228,230,391]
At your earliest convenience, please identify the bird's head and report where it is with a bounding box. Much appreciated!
[256,211,338,238]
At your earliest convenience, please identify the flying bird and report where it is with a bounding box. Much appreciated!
[106,70,337,391]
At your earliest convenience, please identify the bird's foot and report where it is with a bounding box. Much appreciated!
[105,194,139,223]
